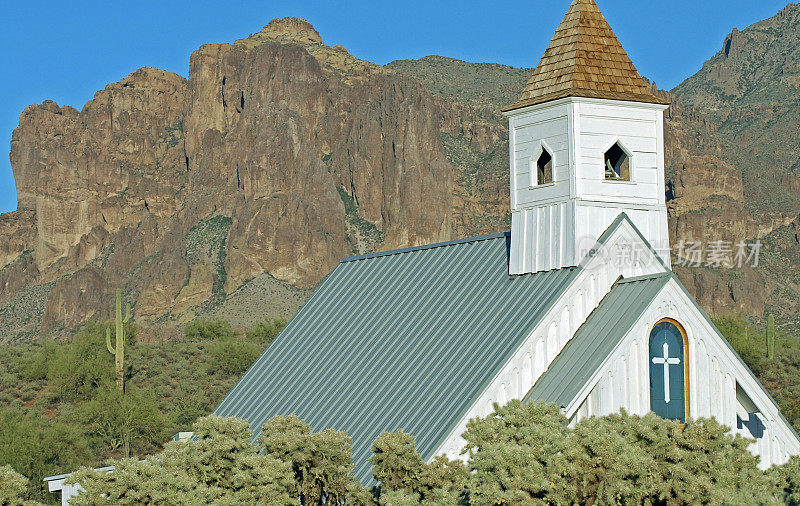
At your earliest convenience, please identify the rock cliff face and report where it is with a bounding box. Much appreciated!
[2,11,800,341]
[1,18,453,341]
[670,3,800,323]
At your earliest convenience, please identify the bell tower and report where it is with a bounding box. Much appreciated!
[502,0,670,275]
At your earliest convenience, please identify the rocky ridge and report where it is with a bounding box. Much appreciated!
[1,12,799,341]
[2,17,452,340]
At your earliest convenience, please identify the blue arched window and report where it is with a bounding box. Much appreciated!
[649,320,689,422]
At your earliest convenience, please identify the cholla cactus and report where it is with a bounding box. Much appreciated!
[106,289,131,392]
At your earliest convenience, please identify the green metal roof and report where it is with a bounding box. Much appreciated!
[525,272,672,409]
[213,232,580,484]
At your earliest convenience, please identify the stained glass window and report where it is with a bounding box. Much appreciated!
[649,321,687,422]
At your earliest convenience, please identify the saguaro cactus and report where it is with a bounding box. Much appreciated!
[766,313,776,360]
[106,289,131,392]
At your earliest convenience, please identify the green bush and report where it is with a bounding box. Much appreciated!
[258,415,365,504]
[46,320,135,402]
[463,400,777,505]
[770,456,800,505]
[0,465,29,505]
[69,415,296,505]
[245,318,286,346]
[463,400,569,503]
[0,407,91,499]
[0,319,262,501]
[208,339,260,376]
[371,431,466,502]
[713,313,767,375]
[68,405,800,505]
[184,318,236,341]
[79,382,164,458]
[17,341,56,382]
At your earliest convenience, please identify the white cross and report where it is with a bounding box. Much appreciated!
[652,342,681,403]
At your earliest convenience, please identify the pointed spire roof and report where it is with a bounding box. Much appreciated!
[504,0,668,111]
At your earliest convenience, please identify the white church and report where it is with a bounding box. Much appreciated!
[215,0,800,485]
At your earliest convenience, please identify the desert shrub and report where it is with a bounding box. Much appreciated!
[0,320,258,501]
[46,320,135,402]
[371,431,466,503]
[0,407,91,499]
[770,456,800,505]
[60,405,800,506]
[245,318,286,346]
[713,313,768,375]
[208,338,260,376]
[259,415,367,504]
[553,411,771,504]
[79,382,164,458]
[463,401,777,505]
[463,400,569,504]
[183,318,235,341]
[0,465,29,505]
[16,341,56,382]
[69,415,295,505]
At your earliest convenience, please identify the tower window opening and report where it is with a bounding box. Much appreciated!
[536,148,553,185]
[604,143,630,181]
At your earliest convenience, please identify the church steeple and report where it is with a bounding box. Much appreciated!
[503,0,670,275]
[506,0,667,111]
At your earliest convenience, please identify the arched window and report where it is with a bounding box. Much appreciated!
[649,319,689,422]
[531,143,554,186]
[604,142,631,181]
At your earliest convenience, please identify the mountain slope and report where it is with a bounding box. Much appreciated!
[2,9,800,341]
[0,19,456,340]
[673,3,800,219]
[671,3,800,329]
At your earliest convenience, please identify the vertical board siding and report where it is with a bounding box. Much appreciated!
[506,98,668,275]
[509,202,576,274]
[547,277,800,467]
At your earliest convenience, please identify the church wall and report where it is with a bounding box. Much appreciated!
[506,98,670,274]
[574,203,670,266]
[432,218,668,461]
[572,99,664,207]
[568,279,800,468]
[509,199,670,276]
[509,202,576,273]
[509,101,573,211]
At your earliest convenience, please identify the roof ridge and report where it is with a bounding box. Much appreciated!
[340,232,510,263]
[617,272,673,284]
[525,267,672,409]
[504,0,667,111]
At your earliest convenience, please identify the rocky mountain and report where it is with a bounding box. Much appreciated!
[670,3,800,327]
[1,8,800,342]
[673,3,800,219]
[1,18,456,341]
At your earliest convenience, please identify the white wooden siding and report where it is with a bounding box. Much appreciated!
[505,97,670,275]
[567,279,800,468]
[433,218,666,460]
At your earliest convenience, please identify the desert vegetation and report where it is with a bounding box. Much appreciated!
[0,317,284,502]
[3,402,800,505]
[1,313,799,503]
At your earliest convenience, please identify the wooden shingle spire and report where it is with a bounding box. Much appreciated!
[504,0,667,111]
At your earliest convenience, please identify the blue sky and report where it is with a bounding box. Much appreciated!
[0,0,791,214]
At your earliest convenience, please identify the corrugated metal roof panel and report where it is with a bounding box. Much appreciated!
[525,272,671,409]
[213,233,580,484]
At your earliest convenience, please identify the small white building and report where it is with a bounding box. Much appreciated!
[43,466,114,506]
